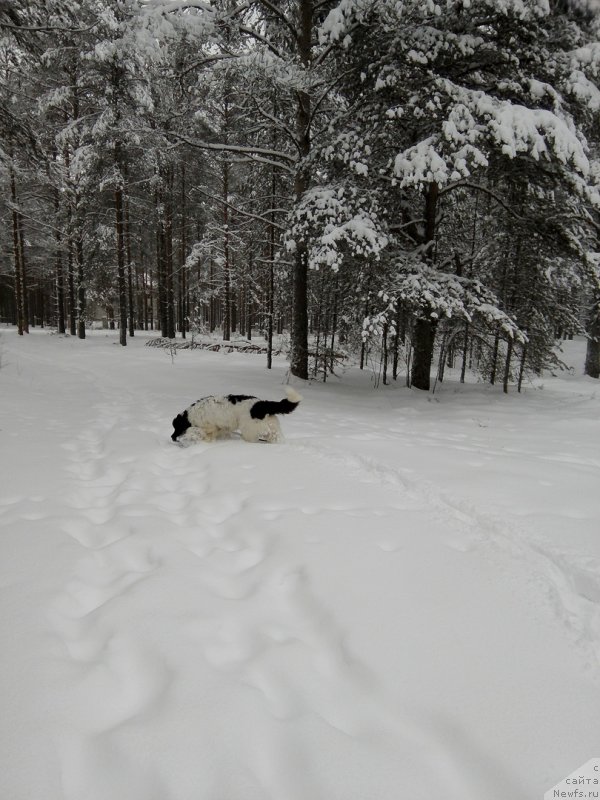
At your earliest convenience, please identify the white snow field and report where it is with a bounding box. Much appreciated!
[1,328,599,800]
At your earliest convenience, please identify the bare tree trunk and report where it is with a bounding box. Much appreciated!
[392,305,403,380]
[289,0,313,380]
[55,242,65,334]
[9,162,29,334]
[517,344,527,392]
[412,317,437,391]
[266,158,277,369]
[156,183,168,337]
[179,163,187,338]
[66,193,76,336]
[136,222,145,331]
[66,68,84,339]
[17,209,29,333]
[222,158,231,342]
[382,322,389,385]
[76,235,85,339]
[490,328,500,385]
[410,182,439,390]
[245,251,252,341]
[53,184,66,334]
[360,292,370,370]
[267,253,274,369]
[460,323,469,383]
[148,269,154,331]
[330,282,338,375]
[291,245,309,378]
[503,337,513,393]
[125,194,134,337]
[115,142,127,347]
[207,259,214,333]
[313,275,324,379]
[321,282,329,383]
[231,291,237,334]
[437,330,448,384]
[10,168,24,336]
[165,166,176,339]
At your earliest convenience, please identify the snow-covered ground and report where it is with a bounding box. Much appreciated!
[1,327,599,800]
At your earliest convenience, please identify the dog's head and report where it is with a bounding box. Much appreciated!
[171,410,191,441]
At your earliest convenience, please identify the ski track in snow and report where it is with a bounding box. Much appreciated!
[290,437,600,670]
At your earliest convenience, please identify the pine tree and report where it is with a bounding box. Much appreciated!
[309,0,598,388]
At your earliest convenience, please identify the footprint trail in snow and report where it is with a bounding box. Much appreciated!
[3,333,599,800]
[46,394,524,800]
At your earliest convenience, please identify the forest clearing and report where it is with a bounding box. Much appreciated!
[1,328,599,799]
[2,0,600,796]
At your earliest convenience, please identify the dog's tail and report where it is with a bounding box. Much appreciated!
[284,386,303,405]
[249,386,303,420]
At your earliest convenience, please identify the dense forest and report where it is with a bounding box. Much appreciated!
[1,0,600,389]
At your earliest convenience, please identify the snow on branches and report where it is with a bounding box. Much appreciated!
[363,260,526,343]
[392,82,589,189]
[286,186,388,272]
[320,0,551,50]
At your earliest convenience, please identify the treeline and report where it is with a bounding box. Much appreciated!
[1,0,599,388]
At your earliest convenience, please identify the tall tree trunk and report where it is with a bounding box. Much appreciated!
[437,330,448,384]
[392,305,403,381]
[330,282,338,375]
[266,128,278,369]
[382,322,389,385]
[165,166,175,339]
[64,146,76,336]
[490,329,500,385]
[55,242,65,334]
[76,235,85,339]
[17,214,29,333]
[115,142,128,346]
[267,237,275,369]
[208,259,215,332]
[67,68,82,338]
[460,322,469,384]
[10,168,24,335]
[149,269,154,331]
[412,317,437,391]
[290,0,313,380]
[53,186,66,334]
[517,344,527,392]
[244,251,251,341]
[410,182,439,390]
[291,244,309,378]
[222,159,231,341]
[125,193,135,337]
[10,163,29,335]
[137,224,145,331]
[156,183,168,337]
[503,337,513,393]
[360,292,370,370]
[67,231,76,336]
[179,163,187,338]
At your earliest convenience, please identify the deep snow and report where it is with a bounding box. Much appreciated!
[0,328,599,800]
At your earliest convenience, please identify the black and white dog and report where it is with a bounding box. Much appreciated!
[171,387,302,444]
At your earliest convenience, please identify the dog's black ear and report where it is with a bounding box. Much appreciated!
[172,411,191,441]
